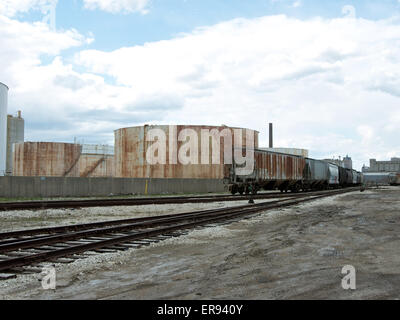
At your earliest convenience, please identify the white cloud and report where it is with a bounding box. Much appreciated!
[0,0,57,17]
[2,12,400,170]
[74,15,400,169]
[82,0,150,14]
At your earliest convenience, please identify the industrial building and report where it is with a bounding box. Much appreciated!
[261,148,309,158]
[6,111,24,175]
[260,123,309,158]
[0,82,8,176]
[323,155,353,169]
[363,158,400,173]
[1,82,26,176]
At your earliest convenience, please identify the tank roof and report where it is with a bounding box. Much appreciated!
[0,82,9,90]
[115,124,259,133]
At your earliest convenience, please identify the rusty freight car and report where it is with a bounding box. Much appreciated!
[228,149,306,194]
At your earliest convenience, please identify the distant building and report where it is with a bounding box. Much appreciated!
[6,111,24,175]
[323,155,352,169]
[343,155,353,170]
[261,148,309,158]
[364,158,400,173]
[324,158,344,167]
[362,165,370,173]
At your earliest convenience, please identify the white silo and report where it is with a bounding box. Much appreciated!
[0,82,8,176]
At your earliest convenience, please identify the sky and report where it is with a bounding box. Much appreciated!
[1,0,400,170]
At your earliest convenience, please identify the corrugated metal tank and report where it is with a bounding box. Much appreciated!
[13,142,82,177]
[0,82,8,176]
[115,125,259,178]
[78,154,114,177]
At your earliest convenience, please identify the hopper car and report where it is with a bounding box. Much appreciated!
[227,149,362,195]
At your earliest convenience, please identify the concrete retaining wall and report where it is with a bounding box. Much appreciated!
[0,176,226,198]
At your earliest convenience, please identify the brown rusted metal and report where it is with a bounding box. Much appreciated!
[12,142,82,177]
[114,125,259,178]
[12,142,114,177]
[79,154,114,177]
[253,150,306,186]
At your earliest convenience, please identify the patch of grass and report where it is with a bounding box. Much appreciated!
[0,197,45,202]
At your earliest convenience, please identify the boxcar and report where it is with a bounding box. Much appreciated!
[389,173,400,186]
[345,168,353,186]
[228,149,305,194]
[303,159,339,190]
[328,163,340,186]
[351,169,359,185]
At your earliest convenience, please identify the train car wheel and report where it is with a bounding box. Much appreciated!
[230,184,238,195]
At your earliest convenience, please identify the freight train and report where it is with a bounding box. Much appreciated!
[227,149,363,195]
[389,173,400,186]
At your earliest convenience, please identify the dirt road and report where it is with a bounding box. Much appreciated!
[1,187,400,299]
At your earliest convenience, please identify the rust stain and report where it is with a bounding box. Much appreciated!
[114,125,259,179]
[12,142,113,177]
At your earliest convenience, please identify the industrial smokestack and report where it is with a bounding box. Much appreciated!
[269,123,273,148]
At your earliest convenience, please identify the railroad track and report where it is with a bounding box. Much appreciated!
[0,191,318,211]
[0,188,358,279]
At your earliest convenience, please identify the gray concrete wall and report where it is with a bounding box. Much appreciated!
[0,176,226,198]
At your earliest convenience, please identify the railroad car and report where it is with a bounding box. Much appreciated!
[357,171,363,185]
[229,149,305,194]
[338,166,348,187]
[389,173,400,186]
[345,168,354,186]
[363,172,392,186]
[351,169,359,185]
[228,149,361,195]
[303,159,339,190]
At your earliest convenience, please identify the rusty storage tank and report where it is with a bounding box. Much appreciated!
[13,142,82,177]
[78,155,114,177]
[114,125,259,178]
[78,144,114,177]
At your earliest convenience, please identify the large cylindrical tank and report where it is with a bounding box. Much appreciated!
[0,82,8,176]
[78,154,114,177]
[13,142,82,177]
[114,125,259,178]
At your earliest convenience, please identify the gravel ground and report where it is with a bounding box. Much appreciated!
[0,199,268,233]
[1,187,400,300]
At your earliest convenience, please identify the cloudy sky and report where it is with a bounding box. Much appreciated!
[1,0,400,170]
